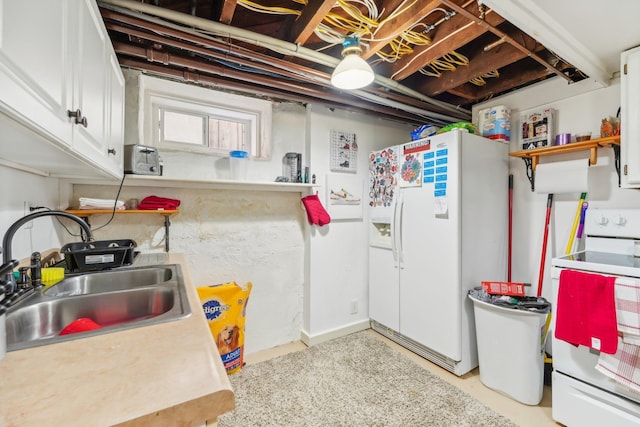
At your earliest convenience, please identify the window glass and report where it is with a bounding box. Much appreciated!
[209,117,246,151]
[162,110,205,146]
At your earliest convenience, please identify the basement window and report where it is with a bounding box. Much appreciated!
[141,75,272,159]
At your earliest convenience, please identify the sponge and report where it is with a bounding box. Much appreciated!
[41,268,65,286]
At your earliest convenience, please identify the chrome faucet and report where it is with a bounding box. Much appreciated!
[1,210,94,299]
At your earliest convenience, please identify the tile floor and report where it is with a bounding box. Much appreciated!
[245,329,557,427]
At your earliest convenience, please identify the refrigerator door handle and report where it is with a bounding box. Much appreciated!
[391,193,400,262]
[397,194,405,265]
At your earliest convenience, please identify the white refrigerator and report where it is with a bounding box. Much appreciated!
[368,129,508,376]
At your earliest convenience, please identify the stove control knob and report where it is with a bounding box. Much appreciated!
[614,215,627,226]
[596,215,609,226]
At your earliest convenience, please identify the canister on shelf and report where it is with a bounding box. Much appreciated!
[283,152,302,182]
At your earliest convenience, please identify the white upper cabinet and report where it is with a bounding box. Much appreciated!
[0,0,74,146]
[70,0,122,177]
[0,0,123,178]
[621,46,640,187]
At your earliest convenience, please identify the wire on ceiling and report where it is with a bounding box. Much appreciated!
[99,0,472,120]
[236,0,469,74]
[469,70,500,86]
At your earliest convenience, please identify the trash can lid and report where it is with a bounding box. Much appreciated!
[469,289,551,314]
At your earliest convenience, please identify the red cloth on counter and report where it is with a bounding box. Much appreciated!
[137,195,181,210]
[555,269,618,354]
[59,318,102,336]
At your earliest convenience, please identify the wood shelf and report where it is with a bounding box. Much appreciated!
[64,209,179,216]
[509,135,620,169]
[509,135,621,190]
[64,209,180,252]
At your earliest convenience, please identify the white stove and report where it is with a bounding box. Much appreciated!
[551,208,640,427]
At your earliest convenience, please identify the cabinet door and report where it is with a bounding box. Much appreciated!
[0,0,73,146]
[71,0,109,166]
[621,46,640,187]
[104,53,125,177]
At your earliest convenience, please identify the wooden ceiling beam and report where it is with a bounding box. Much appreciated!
[416,44,524,95]
[210,0,237,24]
[445,85,477,100]
[288,0,335,45]
[389,3,505,80]
[362,0,441,59]
[472,65,554,100]
[438,0,573,83]
[417,28,544,95]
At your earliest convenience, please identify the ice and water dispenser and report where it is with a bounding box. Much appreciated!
[370,219,392,248]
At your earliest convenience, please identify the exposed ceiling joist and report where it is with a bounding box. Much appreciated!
[97,0,596,125]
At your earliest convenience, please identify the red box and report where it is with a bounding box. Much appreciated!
[481,281,526,297]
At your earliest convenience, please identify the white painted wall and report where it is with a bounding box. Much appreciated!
[68,183,306,353]
[473,76,639,309]
[0,166,64,263]
[304,105,411,342]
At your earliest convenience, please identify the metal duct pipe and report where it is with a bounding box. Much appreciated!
[115,43,457,124]
[98,0,470,119]
[118,58,436,124]
[103,11,465,121]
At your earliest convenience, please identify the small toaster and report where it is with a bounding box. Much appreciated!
[124,144,160,175]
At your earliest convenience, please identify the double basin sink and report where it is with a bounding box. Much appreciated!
[5,264,192,351]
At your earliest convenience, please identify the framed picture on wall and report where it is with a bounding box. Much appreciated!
[330,130,358,173]
[325,173,363,220]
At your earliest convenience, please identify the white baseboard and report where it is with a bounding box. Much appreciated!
[300,319,370,347]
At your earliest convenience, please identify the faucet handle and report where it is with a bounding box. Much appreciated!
[0,259,18,277]
[17,267,30,289]
[30,252,42,288]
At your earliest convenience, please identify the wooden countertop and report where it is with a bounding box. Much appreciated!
[0,254,235,427]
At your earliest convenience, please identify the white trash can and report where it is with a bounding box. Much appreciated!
[469,292,551,405]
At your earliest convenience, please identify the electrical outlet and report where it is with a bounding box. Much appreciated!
[350,299,358,314]
[23,201,34,229]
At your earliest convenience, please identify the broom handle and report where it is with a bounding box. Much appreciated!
[508,175,513,283]
[565,192,587,255]
[537,194,553,297]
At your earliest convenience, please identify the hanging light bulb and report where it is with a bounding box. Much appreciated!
[330,37,374,90]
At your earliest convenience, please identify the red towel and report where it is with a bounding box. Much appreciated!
[138,195,181,210]
[555,269,618,354]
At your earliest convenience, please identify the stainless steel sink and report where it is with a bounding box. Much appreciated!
[6,264,191,351]
[44,266,174,297]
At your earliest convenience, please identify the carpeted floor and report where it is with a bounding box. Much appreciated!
[218,331,518,426]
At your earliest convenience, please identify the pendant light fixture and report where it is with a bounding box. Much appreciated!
[330,36,374,90]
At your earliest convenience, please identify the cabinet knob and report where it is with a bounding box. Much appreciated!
[107,148,116,156]
[67,109,88,128]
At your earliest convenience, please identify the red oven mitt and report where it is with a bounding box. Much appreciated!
[301,193,331,226]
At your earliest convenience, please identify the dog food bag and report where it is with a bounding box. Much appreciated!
[197,281,252,375]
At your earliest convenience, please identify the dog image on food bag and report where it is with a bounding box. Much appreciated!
[216,324,240,355]
[197,281,252,374]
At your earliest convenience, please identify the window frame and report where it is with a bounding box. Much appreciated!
[141,75,272,159]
